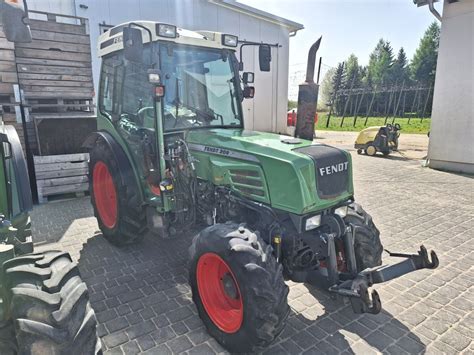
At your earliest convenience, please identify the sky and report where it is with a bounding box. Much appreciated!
[238,0,438,69]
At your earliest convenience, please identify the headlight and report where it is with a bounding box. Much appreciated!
[334,206,348,218]
[148,73,161,84]
[305,214,321,231]
[157,23,177,38]
[222,34,238,47]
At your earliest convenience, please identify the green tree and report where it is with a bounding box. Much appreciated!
[331,62,345,92]
[343,54,362,89]
[288,100,297,110]
[392,47,409,84]
[367,39,394,86]
[319,67,336,111]
[410,22,440,84]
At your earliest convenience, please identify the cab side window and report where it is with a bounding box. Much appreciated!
[121,46,155,129]
[99,54,124,119]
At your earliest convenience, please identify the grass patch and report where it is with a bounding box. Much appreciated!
[316,114,431,134]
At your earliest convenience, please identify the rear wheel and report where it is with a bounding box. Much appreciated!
[365,143,377,156]
[344,203,383,271]
[1,251,101,354]
[89,140,147,246]
[189,223,289,353]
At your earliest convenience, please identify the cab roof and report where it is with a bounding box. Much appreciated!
[98,21,235,57]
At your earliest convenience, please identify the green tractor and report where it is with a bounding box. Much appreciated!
[85,21,438,353]
[0,2,101,354]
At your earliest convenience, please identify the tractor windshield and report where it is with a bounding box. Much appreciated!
[159,44,242,131]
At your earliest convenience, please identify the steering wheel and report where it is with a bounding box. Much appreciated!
[394,123,401,130]
[137,107,155,127]
[386,123,392,129]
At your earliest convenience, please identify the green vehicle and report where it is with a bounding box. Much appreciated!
[85,21,438,353]
[0,2,101,354]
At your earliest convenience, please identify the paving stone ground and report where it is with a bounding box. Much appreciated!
[33,135,474,355]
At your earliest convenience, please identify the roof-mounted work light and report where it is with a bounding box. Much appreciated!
[156,24,177,38]
[222,34,238,47]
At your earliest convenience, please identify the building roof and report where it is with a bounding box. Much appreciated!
[413,0,439,6]
[208,0,304,33]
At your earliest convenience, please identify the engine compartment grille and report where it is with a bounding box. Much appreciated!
[229,169,265,198]
[294,145,349,199]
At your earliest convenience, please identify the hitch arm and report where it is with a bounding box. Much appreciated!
[329,245,438,314]
[369,245,439,284]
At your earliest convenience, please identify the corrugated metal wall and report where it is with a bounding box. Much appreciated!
[26,0,293,134]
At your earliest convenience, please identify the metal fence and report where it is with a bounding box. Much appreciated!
[326,83,433,127]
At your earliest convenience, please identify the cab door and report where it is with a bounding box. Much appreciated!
[98,47,162,198]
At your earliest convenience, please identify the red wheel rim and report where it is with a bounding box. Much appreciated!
[93,161,117,229]
[196,253,243,333]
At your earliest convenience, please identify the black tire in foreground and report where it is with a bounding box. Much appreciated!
[1,250,101,354]
[189,223,289,353]
[344,203,383,271]
[89,139,147,246]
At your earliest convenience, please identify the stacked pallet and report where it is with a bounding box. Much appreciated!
[16,13,93,102]
[34,153,89,203]
[2,11,96,203]
[0,25,25,149]
[15,11,95,156]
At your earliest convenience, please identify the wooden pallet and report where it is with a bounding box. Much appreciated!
[34,153,89,203]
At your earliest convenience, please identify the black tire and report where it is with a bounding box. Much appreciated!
[89,139,147,246]
[1,250,101,355]
[382,151,390,157]
[189,223,289,353]
[357,149,362,155]
[344,203,383,271]
[0,321,16,355]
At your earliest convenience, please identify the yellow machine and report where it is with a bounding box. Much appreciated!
[355,124,401,156]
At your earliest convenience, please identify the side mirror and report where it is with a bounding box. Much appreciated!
[0,1,32,43]
[123,27,143,63]
[242,72,254,84]
[243,86,255,99]
[259,44,271,72]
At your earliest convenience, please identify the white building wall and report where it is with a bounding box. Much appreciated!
[428,0,474,173]
[26,0,295,134]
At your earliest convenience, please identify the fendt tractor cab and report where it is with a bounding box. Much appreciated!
[85,21,439,352]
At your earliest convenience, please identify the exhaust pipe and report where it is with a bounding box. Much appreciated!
[295,37,322,141]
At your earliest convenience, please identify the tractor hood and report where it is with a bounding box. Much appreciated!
[186,129,353,215]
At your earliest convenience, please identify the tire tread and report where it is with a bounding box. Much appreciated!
[2,251,101,354]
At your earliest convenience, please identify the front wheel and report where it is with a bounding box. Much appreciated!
[344,203,383,271]
[189,223,289,353]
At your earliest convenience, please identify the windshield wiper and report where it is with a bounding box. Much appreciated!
[173,77,180,128]
[180,102,217,123]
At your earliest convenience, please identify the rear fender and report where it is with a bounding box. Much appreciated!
[83,131,145,204]
[4,126,33,215]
